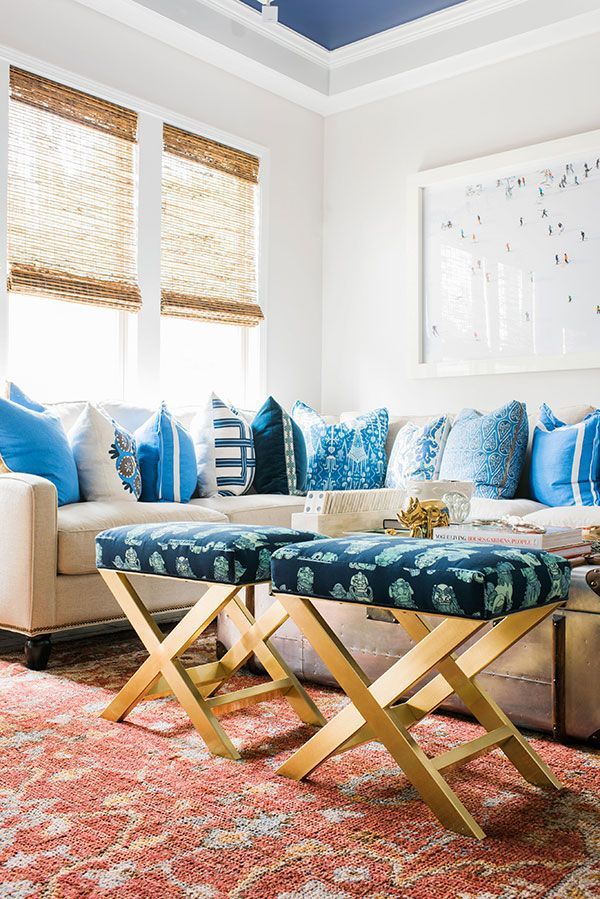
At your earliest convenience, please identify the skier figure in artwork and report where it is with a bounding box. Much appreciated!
[541,208,548,218]
[564,253,570,265]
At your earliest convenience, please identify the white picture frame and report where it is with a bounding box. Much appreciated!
[408,128,600,378]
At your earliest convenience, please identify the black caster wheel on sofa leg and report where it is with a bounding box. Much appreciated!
[24,635,52,670]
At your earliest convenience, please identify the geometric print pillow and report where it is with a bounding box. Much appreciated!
[385,414,451,489]
[69,403,141,502]
[191,392,255,497]
[292,401,389,492]
[439,400,528,499]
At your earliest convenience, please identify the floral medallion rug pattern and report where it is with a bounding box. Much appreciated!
[1,629,599,898]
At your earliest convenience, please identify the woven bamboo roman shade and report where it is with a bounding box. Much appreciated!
[7,68,141,312]
[161,124,263,327]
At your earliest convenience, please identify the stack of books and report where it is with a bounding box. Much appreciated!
[430,523,590,559]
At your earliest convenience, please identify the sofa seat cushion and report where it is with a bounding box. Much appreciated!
[96,523,320,585]
[469,498,548,519]
[271,537,571,620]
[523,506,600,529]
[191,494,306,527]
[58,501,227,575]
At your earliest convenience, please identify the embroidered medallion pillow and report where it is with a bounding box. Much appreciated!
[69,404,141,502]
[252,396,307,495]
[0,386,80,506]
[385,414,451,489]
[135,403,197,503]
[529,404,600,506]
[191,393,255,497]
[439,400,528,499]
[291,401,389,492]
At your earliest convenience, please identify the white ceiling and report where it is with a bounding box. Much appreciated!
[75,0,600,114]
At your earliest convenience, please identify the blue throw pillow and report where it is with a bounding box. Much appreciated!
[439,400,528,499]
[529,405,600,506]
[135,403,197,503]
[252,396,307,495]
[0,389,80,506]
[5,381,46,412]
[292,401,389,491]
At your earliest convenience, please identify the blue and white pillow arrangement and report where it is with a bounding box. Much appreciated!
[529,404,600,506]
[291,401,389,491]
[385,414,450,489]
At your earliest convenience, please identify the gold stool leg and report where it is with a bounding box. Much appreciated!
[278,595,486,839]
[275,594,564,839]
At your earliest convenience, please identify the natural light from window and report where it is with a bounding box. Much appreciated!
[8,295,126,403]
[160,317,247,409]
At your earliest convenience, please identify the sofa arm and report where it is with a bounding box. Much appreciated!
[0,473,58,635]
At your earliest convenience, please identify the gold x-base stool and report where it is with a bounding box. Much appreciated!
[99,570,325,759]
[275,594,564,840]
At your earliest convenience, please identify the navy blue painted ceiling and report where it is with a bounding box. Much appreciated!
[239,0,469,50]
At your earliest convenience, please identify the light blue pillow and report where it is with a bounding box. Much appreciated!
[292,401,388,491]
[385,414,451,488]
[135,403,197,503]
[439,400,528,499]
[530,405,600,506]
[5,381,45,412]
[0,389,80,506]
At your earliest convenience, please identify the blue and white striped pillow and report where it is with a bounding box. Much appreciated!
[135,404,197,503]
[191,393,255,497]
[529,404,600,506]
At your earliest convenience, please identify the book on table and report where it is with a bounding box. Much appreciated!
[431,523,586,551]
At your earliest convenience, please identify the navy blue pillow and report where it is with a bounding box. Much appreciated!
[252,396,307,495]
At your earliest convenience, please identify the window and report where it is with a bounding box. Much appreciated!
[1,64,263,405]
[161,124,262,326]
[7,68,140,310]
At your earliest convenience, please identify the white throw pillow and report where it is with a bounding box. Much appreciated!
[385,414,451,488]
[69,404,141,502]
[190,393,255,497]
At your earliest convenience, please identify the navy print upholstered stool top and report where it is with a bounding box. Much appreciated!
[270,537,571,620]
[96,523,319,586]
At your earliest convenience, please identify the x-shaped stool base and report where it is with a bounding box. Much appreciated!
[275,594,564,839]
[99,570,325,759]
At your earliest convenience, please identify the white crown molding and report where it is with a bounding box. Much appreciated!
[327,6,600,113]
[329,0,528,67]
[194,0,329,65]
[73,0,330,113]
[68,0,600,117]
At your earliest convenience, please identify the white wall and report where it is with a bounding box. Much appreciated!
[1,0,324,411]
[322,32,600,416]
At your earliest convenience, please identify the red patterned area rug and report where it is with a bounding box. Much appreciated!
[1,629,599,899]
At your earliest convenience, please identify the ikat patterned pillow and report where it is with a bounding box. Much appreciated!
[69,404,141,502]
[385,414,451,488]
[439,400,528,499]
[291,401,389,492]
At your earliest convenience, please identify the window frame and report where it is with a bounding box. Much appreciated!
[0,54,268,409]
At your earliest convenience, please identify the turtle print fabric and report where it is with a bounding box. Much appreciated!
[270,537,571,620]
[96,523,320,586]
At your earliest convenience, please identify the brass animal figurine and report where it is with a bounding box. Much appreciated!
[397,497,450,539]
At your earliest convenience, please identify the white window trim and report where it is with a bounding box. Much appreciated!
[0,50,268,407]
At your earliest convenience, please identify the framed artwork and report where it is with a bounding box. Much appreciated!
[408,129,600,378]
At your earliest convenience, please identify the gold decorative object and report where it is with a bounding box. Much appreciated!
[397,497,450,539]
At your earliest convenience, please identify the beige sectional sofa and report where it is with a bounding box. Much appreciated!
[2,400,600,742]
